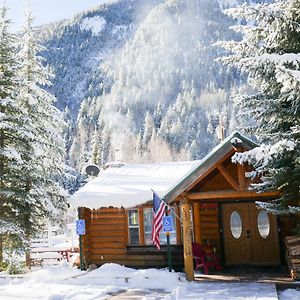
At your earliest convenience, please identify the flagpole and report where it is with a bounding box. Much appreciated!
[165,206,172,272]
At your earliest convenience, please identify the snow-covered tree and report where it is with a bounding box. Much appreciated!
[101,125,113,164]
[153,102,163,130]
[158,89,215,159]
[136,128,143,157]
[90,127,101,166]
[142,112,155,152]
[0,5,27,263]
[60,165,86,196]
[16,7,67,245]
[63,106,76,164]
[69,97,102,169]
[219,0,300,214]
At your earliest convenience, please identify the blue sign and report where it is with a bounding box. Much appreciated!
[163,216,173,232]
[76,219,86,235]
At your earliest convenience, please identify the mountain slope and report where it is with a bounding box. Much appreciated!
[37,0,272,169]
[38,0,156,112]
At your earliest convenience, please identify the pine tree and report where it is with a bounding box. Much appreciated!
[142,112,155,153]
[16,7,67,247]
[0,5,28,263]
[91,127,102,166]
[136,128,143,157]
[219,0,300,214]
[101,125,113,164]
[153,102,163,130]
[60,165,85,196]
[63,106,76,164]
[69,100,88,169]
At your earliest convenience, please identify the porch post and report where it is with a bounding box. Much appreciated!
[181,199,194,281]
[175,203,182,245]
[237,164,246,190]
[193,202,202,244]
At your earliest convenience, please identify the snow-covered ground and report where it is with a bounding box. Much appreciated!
[0,263,299,299]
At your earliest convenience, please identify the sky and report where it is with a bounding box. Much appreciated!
[5,0,116,31]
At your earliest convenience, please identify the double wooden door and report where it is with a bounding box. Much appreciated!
[222,202,280,266]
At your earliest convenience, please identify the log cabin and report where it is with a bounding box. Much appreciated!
[71,131,297,280]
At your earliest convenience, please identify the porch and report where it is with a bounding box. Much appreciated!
[195,266,291,284]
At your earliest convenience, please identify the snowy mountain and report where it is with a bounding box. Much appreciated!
[36,0,272,171]
[37,0,149,113]
[37,0,248,113]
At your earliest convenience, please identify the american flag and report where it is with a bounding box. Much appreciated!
[151,191,166,249]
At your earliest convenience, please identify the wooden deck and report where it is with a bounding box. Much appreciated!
[195,266,293,284]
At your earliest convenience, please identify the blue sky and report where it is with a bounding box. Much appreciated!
[5,0,115,30]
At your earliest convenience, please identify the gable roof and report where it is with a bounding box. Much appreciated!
[163,131,258,203]
[70,131,258,209]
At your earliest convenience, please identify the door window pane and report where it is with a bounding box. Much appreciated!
[257,210,270,239]
[230,211,242,239]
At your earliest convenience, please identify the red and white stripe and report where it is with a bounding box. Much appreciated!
[151,192,166,249]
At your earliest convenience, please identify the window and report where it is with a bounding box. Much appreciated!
[144,208,153,245]
[144,207,177,245]
[257,210,270,239]
[230,211,242,239]
[128,210,139,244]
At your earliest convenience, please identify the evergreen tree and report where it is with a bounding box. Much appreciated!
[16,7,67,247]
[69,100,88,169]
[101,125,113,164]
[60,165,86,196]
[136,128,143,157]
[0,5,27,263]
[91,127,102,166]
[158,89,214,159]
[70,97,102,170]
[142,112,155,152]
[153,102,163,130]
[63,106,76,164]
[219,0,300,214]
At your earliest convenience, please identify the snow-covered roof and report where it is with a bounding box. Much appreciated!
[71,131,258,209]
[70,160,200,209]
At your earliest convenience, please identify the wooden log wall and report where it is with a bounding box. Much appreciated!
[88,208,127,265]
[82,207,184,271]
[199,203,221,256]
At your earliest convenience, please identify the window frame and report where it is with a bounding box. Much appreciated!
[128,209,140,245]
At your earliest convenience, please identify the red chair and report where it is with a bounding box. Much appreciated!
[192,242,222,274]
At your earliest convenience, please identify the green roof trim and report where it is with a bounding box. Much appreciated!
[163,131,258,203]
